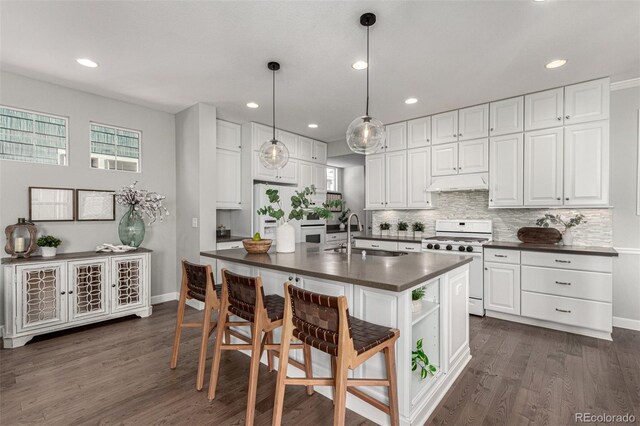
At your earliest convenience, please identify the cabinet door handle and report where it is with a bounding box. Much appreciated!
[371,244,380,248]
[68,290,73,294]
[295,277,300,282]
[565,115,570,120]
[555,259,571,264]
[494,254,507,258]
[112,284,117,288]
[453,167,457,170]
[453,134,457,137]
[490,127,494,131]
[555,281,571,286]
[484,267,488,270]
[556,197,561,201]
[557,117,562,121]
[555,308,571,313]
[61,291,66,295]
[565,198,569,201]
[427,138,430,142]
[288,276,294,281]
[490,199,493,202]
[459,133,463,137]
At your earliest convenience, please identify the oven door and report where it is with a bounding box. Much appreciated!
[300,225,326,244]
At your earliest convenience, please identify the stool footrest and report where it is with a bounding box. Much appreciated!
[348,387,391,415]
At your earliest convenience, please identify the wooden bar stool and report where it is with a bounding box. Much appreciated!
[208,269,314,426]
[273,283,400,426]
[170,259,222,391]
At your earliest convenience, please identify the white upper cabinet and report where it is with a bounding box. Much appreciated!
[298,161,313,189]
[385,151,407,208]
[407,117,431,148]
[563,121,609,206]
[277,159,298,184]
[277,130,298,158]
[432,111,459,145]
[432,143,458,176]
[564,78,610,125]
[251,123,274,151]
[217,120,242,151]
[458,104,489,141]
[458,138,488,174]
[524,128,564,206]
[365,153,385,209]
[407,147,433,208]
[385,122,407,152]
[253,153,276,181]
[313,140,327,163]
[313,164,328,192]
[489,134,524,207]
[298,136,314,161]
[296,137,326,163]
[525,88,564,131]
[216,149,242,208]
[490,96,524,136]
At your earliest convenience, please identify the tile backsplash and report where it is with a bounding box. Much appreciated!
[372,192,612,246]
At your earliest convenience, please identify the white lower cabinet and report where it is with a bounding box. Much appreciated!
[447,266,469,367]
[483,262,521,315]
[69,258,109,321]
[15,262,67,332]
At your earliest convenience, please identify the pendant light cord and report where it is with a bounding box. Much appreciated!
[365,25,370,117]
[272,68,276,142]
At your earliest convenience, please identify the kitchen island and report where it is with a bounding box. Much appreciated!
[200,243,473,426]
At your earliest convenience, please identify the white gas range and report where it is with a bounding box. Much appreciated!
[422,219,493,316]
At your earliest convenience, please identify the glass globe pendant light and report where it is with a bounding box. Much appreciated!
[259,61,289,169]
[346,13,385,155]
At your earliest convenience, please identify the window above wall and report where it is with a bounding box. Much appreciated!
[327,166,338,191]
[0,106,68,165]
[90,123,141,172]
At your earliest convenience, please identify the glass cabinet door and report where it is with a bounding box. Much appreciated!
[111,256,145,313]
[68,259,109,321]
[16,263,66,332]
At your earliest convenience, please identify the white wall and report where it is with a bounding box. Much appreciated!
[343,166,365,229]
[0,72,177,322]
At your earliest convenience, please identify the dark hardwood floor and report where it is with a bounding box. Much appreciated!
[1,301,638,425]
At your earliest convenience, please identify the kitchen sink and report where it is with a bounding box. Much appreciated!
[324,247,408,257]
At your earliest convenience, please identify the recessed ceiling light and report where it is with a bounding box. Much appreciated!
[308,123,318,128]
[76,58,98,68]
[246,102,259,108]
[545,59,567,69]
[405,98,418,105]
[352,60,368,70]
[534,0,545,2]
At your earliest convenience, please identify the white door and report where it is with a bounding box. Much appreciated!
[111,255,146,313]
[277,130,298,158]
[490,96,524,136]
[276,159,298,184]
[313,164,328,192]
[385,122,407,152]
[458,138,488,174]
[458,104,489,141]
[564,78,610,125]
[489,134,524,207]
[484,262,520,315]
[68,259,109,321]
[298,161,313,189]
[385,151,407,208]
[407,147,433,208]
[217,149,242,208]
[431,143,459,176]
[365,153,386,209]
[524,128,563,206]
[216,120,241,151]
[313,141,328,163]
[298,137,314,161]
[564,121,609,206]
[432,110,459,145]
[16,262,66,332]
[253,153,277,182]
[407,117,431,148]
[252,123,274,151]
[525,88,564,131]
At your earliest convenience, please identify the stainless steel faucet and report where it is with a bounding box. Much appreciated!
[346,213,362,256]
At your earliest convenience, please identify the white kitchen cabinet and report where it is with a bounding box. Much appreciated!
[313,140,327,163]
[250,123,274,151]
[298,161,313,189]
[252,155,298,184]
[68,259,109,322]
[385,122,407,152]
[524,128,563,206]
[276,130,298,158]
[563,121,609,206]
[447,266,469,367]
[385,150,407,208]
[313,164,327,192]
[407,117,431,148]
[489,134,524,207]
[111,255,146,313]
[253,153,276,181]
[564,78,609,125]
[15,262,67,332]
[365,153,386,209]
[216,149,242,208]
[458,104,489,141]
[458,138,488,174]
[490,96,524,136]
[217,120,242,151]
[484,262,520,315]
[431,143,458,176]
[298,136,314,161]
[432,111,459,145]
[525,88,564,131]
[407,147,433,208]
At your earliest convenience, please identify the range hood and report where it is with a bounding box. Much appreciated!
[426,173,489,192]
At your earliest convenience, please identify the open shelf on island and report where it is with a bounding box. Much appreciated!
[411,301,439,325]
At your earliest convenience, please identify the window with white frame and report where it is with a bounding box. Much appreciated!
[0,106,68,165]
[90,123,141,172]
[326,167,338,191]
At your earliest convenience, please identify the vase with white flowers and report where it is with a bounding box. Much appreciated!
[535,213,586,246]
[116,182,169,247]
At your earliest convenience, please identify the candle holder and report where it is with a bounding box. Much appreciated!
[4,218,38,258]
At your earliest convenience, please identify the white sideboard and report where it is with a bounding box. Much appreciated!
[2,249,152,348]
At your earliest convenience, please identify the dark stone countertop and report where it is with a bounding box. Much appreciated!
[201,243,472,293]
[484,241,618,257]
[353,232,425,244]
[1,247,152,265]
[217,235,250,243]
[326,224,360,234]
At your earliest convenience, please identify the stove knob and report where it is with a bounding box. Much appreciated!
[466,246,474,252]
[446,245,452,251]
[458,245,466,252]
[433,244,440,250]
[426,243,433,249]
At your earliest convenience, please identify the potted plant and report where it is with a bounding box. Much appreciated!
[258,185,341,253]
[379,222,391,236]
[411,287,425,313]
[338,205,351,231]
[397,221,409,237]
[412,338,437,380]
[412,222,425,239]
[116,181,169,247]
[37,235,62,258]
[536,213,586,246]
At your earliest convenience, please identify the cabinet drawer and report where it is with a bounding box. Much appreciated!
[521,251,612,273]
[521,266,611,302]
[326,233,347,242]
[216,241,244,250]
[355,239,398,251]
[484,248,520,264]
[398,242,421,252]
[521,291,611,332]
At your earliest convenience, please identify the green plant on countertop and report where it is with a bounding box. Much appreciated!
[412,222,425,232]
[338,205,351,224]
[535,213,586,231]
[397,221,409,232]
[412,338,437,380]
[379,222,391,231]
[412,287,426,301]
[257,185,342,223]
[36,235,62,248]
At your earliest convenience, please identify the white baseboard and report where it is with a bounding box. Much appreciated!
[151,292,179,305]
[186,299,205,310]
[613,316,640,331]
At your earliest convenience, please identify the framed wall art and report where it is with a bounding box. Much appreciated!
[28,187,75,222]
[76,189,116,221]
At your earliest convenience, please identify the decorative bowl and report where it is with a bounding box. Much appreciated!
[242,239,272,254]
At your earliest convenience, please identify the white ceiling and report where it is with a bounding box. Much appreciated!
[2,1,639,143]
